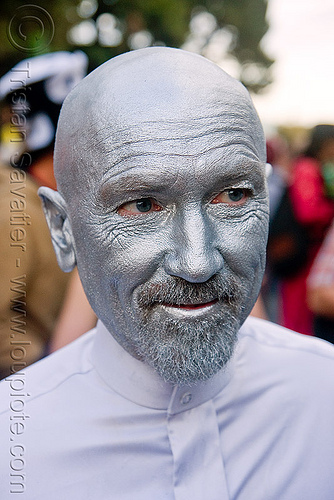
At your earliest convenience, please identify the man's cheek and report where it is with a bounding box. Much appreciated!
[111,236,169,278]
[224,234,266,280]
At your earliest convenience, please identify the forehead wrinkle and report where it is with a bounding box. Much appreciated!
[94,139,263,189]
[98,151,265,203]
[84,121,263,171]
[85,130,265,203]
[98,157,183,192]
[90,107,261,142]
[98,152,195,182]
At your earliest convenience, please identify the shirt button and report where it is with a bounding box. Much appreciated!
[180,392,192,405]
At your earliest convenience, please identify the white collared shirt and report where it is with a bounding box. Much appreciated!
[1,317,334,499]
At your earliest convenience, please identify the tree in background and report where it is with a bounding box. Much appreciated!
[0,0,273,93]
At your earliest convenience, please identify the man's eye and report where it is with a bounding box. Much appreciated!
[117,198,162,216]
[211,188,250,205]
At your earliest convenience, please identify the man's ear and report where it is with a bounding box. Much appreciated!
[38,186,77,272]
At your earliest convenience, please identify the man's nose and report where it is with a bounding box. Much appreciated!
[163,207,224,283]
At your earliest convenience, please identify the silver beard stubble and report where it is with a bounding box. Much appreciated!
[133,274,245,385]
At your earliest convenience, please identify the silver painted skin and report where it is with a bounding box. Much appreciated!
[39,47,269,384]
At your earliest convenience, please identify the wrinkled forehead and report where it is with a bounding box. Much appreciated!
[54,48,265,190]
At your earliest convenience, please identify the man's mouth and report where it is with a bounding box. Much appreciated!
[161,299,218,310]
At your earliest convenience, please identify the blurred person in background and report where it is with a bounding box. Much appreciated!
[49,267,97,352]
[264,135,293,323]
[266,135,292,221]
[0,51,87,378]
[280,125,334,335]
[307,218,334,343]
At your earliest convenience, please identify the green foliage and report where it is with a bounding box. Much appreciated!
[0,0,273,92]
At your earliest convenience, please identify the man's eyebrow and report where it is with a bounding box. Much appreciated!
[98,174,172,204]
[203,158,266,185]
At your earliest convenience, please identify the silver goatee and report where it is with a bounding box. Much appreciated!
[133,274,245,385]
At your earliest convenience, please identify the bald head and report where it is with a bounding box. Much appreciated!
[54,47,265,202]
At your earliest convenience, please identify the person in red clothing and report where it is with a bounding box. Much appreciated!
[281,124,334,335]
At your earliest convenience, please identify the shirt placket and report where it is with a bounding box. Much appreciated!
[167,389,230,500]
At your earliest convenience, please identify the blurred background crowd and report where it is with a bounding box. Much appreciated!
[0,0,334,378]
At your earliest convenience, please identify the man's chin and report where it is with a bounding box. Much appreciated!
[135,309,240,386]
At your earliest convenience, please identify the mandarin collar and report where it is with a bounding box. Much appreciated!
[91,320,233,415]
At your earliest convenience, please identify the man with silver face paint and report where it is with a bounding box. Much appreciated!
[41,46,268,387]
[1,48,334,500]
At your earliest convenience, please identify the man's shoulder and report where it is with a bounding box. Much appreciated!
[0,328,96,416]
[239,316,334,373]
[241,316,334,355]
